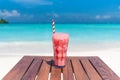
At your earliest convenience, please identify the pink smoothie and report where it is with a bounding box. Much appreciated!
[52,33,69,66]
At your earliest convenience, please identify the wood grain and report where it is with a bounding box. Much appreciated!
[50,61,61,80]
[62,58,74,80]
[37,58,51,80]
[3,56,120,80]
[81,58,102,80]
[89,57,120,80]
[22,57,42,80]
[3,56,34,80]
[71,59,89,80]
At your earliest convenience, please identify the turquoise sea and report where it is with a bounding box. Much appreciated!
[0,24,120,43]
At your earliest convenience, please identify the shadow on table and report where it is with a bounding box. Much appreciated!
[46,59,65,68]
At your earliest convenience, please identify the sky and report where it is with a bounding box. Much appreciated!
[1,0,120,23]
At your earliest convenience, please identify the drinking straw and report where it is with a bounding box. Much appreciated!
[52,19,56,33]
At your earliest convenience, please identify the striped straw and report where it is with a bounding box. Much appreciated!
[52,19,56,33]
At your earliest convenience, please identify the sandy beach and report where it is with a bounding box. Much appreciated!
[1,0,120,79]
[0,42,120,79]
[0,41,120,53]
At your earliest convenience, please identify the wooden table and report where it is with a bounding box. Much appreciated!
[3,56,120,80]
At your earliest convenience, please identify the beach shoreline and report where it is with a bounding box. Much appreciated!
[0,41,120,54]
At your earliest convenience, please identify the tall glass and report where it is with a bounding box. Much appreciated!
[52,33,69,67]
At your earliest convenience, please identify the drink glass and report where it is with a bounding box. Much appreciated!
[52,33,69,67]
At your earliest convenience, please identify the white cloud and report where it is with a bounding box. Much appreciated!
[103,15,111,19]
[13,0,53,5]
[53,13,59,18]
[95,15,101,19]
[118,6,120,10]
[95,15,111,19]
[46,13,59,18]
[0,9,20,17]
[23,14,34,18]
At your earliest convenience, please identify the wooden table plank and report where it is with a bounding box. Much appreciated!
[3,56,120,80]
[81,58,102,80]
[37,58,51,80]
[50,61,61,80]
[63,58,74,80]
[22,57,42,80]
[71,59,89,80]
[89,57,120,80]
[3,56,34,80]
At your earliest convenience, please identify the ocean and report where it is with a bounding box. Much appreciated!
[0,24,120,43]
[0,24,120,53]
